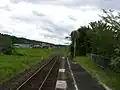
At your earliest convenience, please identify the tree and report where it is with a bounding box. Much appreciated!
[100,9,120,42]
[70,26,90,57]
[100,9,120,72]
[89,20,115,57]
[69,9,120,72]
[0,35,14,55]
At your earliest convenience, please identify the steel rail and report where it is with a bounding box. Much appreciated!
[39,56,58,90]
[16,56,57,90]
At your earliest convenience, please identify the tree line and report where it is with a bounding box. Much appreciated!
[0,33,54,55]
[70,9,120,72]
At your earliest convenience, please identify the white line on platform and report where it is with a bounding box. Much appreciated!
[55,80,67,90]
[99,82,112,90]
[67,58,79,90]
[59,69,65,72]
[62,57,65,59]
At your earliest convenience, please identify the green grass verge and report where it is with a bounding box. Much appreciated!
[0,48,57,83]
[76,56,120,90]
[16,48,53,58]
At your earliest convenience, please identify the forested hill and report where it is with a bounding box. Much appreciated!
[0,33,55,45]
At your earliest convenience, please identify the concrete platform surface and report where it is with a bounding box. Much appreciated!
[68,60,106,90]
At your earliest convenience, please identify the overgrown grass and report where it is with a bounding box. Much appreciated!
[51,47,69,56]
[76,56,120,90]
[0,48,56,83]
[16,48,53,58]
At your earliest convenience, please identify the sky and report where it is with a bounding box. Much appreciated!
[0,0,119,45]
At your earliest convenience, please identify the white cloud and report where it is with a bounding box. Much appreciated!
[0,0,105,44]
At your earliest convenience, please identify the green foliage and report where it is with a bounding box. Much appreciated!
[1,46,14,55]
[77,56,120,90]
[70,26,90,56]
[110,57,120,73]
[100,9,120,31]
[0,35,15,55]
[89,20,115,57]
[100,9,120,72]
[0,55,41,83]
[0,48,59,83]
[70,9,120,72]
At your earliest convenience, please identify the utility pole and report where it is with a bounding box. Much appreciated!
[73,30,79,61]
[65,30,79,61]
[73,38,76,61]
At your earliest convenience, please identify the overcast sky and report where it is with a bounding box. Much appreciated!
[0,0,119,44]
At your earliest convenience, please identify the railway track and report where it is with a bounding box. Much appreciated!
[16,56,60,90]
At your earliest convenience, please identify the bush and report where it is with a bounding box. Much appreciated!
[110,57,120,73]
[1,46,24,56]
[1,46,14,55]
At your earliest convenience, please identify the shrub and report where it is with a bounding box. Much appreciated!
[110,57,120,73]
[1,46,14,55]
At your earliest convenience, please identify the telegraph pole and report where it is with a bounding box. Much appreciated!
[73,30,79,61]
[73,37,76,61]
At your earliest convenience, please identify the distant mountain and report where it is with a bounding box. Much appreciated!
[0,33,67,47]
[0,33,55,45]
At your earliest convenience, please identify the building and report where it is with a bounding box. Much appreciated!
[14,44,32,48]
[32,44,42,48]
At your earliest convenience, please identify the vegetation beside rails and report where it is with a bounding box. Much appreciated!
[77,56,120,90]
[0,48,61,83]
